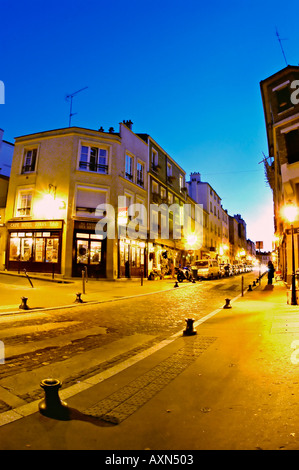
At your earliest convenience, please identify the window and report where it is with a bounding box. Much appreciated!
[16,190,33,217]
[168,192,173,204]
[285,129,299,164]
[179,174,184,190]
[125,154,133,181]
[137,161,144,187]
[151,149,158,169]
[152,180,159,194]
[79,145,108,173]
[22,149,37,173]
[167,162,172,177]
[276,86,291,113]
[160,186,166,201]
[76,187,107,218]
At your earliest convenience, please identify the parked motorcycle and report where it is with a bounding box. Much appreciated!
[176,266,194,282]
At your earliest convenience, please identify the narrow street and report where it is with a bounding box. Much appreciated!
[0,271,257,413]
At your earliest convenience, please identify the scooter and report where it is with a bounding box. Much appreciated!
[176,266,194,282]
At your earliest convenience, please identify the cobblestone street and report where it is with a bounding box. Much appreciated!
[0,272,256,413]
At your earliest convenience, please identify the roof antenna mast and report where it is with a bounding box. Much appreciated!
[66,86,88,127]
[275,27,288,67]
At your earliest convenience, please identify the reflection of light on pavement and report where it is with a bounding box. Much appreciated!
[291,340,299,364]
[0,341,4,364]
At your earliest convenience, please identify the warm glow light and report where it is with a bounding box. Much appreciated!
[283,203,298,224]
[35,193,65,219]
[186,234,197,246]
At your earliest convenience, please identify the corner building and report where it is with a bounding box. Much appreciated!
[4,122,148,279]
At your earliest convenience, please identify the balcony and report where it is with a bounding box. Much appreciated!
[79,161,108,174]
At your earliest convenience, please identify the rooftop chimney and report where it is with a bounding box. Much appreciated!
[123,120,133,130]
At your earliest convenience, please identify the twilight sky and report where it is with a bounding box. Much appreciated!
[1,0,299,251]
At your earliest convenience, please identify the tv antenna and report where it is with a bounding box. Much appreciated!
[66,86,88,127]
[275,27,288,67]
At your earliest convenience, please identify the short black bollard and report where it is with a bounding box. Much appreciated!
[39,378,70,420]
[223,298,232,309]
[252,280,256,287]
[174,281,179,288]
[75,292,84,303]
[183,318,197,336]
[19,297,30,310]
[248,284,252,291]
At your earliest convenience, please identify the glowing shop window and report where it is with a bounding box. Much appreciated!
[45,238,59,263]
[9,238,20,261]
[90,241,102,264]
[77,240,88,264]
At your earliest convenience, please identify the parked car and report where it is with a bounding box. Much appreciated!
[191,259,220,280]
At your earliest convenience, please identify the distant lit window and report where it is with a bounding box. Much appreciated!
[22,149,37,173]
[79,145,108,173]
[152,180,159,194]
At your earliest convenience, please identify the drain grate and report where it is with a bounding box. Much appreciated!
[84,335,217,424]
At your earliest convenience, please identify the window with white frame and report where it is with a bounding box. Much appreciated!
[125,154,134,181]
[22,149,37,173]
[137,161,144,187]
[16,189,33,217]
[79,145,108,174]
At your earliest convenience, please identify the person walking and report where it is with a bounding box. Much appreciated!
[267,260,275,285]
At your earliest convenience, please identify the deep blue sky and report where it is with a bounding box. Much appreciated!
[1,0,299,250]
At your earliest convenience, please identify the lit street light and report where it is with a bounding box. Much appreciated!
[283,202,298,305]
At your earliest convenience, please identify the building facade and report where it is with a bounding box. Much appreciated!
[260,65,299,282]
[4,122,149,279]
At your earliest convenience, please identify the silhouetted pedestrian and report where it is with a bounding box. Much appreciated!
[267,260,275,285]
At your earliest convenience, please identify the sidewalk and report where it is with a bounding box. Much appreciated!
[1,276,299,450]
[0,271,188,314]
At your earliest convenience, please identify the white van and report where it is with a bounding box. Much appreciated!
[192,259,220,280]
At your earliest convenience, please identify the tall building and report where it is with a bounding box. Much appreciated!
[260,65,299,282]
[187,172,229,262]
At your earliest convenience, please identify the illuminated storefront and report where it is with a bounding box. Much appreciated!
[119,238,146,278]
[6,220,63,273]
[73,221,106,277]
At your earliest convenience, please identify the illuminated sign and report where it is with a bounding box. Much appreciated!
[7,220,63,230]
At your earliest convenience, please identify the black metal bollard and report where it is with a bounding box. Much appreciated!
[19,297,29,310]
[252,280,256,287]
[75,292,84,303]
[174,281,179,288]
[223,298,232,309]
[39,378,70,420]
[248,284,252,291]
[183,318,197,336]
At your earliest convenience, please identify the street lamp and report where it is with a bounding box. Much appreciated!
[283,202,298,305]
